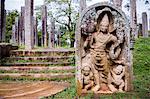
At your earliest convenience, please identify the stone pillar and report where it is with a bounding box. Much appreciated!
[48,17,55,48]
[80,0,86,14]
[41,5,47,47]
[142,12,149,37]
[149,18,150,31]
[55,28,59,47]
[138,24,142,37]
[15,17,19,45]
[48,25,52,48]
[25,0,34,50]
[12,25,16,44]
[2,9,6,42]
[58,27,61,47]
[112,0,123,8]
[20,6,25,45]
[0,0,5,42]
[18,16,22,46]
[130,0,137,39]
[33,17,38,46]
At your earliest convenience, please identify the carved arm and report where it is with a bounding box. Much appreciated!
[109,35,121,60]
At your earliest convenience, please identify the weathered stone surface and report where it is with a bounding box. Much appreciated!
[48,17,55,48]
[2,10,6,42]
[18,16,22,46]
[0,43,18,59]
[41,5,47,47]
[112,0,123,8]
[15,17,19,45]
[0,0,5,42]
[0,43,12,59]
[55,26,61,47]
[142,12,149,37]
[80,0,86,14]
[0,81,70,98]
[24,0,34,49]
[12,25,16,44]
[33,17,38,46]
[0,73,74,79]
[4,62,74,66]
[48,25,52,48]
[58,28,61,47]
[10,48,75,57]
[2,48,75,66]
[130,0,137,39]
[137,24,142,37]
[20,6,25,45]
[76,2,132,94]
[0,66,75,71]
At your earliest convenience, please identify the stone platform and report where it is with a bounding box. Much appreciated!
[0,81,70,98]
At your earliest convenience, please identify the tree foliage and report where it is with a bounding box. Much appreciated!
[6,10,19,42]
[43,0,79,47]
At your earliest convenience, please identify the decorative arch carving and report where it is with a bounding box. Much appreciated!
[76,2,132,94]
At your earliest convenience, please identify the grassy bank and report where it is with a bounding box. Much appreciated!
[133,37,150,97]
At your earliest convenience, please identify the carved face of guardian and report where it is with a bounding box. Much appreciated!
[82,66,91,76]
[113,65,123,75]
[99,14,109,33]
[100,24,109,33]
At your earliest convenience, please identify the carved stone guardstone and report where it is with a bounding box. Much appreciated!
[76,2,132,94]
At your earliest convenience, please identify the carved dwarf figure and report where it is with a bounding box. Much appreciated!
[81,65,94,92]
[108,64,125,92]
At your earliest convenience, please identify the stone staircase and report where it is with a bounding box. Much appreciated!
[0,49,75,80]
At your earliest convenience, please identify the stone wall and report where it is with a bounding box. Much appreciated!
[0,43,18,60]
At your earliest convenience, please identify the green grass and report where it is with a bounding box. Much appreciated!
[0,76,74,82]
[6,59,73,63]
[0,69,75,73]
[132,37,150,97]
[43,78,76,99]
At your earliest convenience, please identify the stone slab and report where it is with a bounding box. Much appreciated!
[0,81,70,98]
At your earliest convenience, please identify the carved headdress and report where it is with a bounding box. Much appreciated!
[100,14,109,26]
[96,7,115,33]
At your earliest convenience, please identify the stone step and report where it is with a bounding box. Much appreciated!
[0,66,75,73]
[0,66,75,71]
[6,56,75,63]
[3,62,74,66]
[0,73,75,80]
[10,49,75,57]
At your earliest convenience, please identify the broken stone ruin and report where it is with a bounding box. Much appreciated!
[76,2,133,94]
